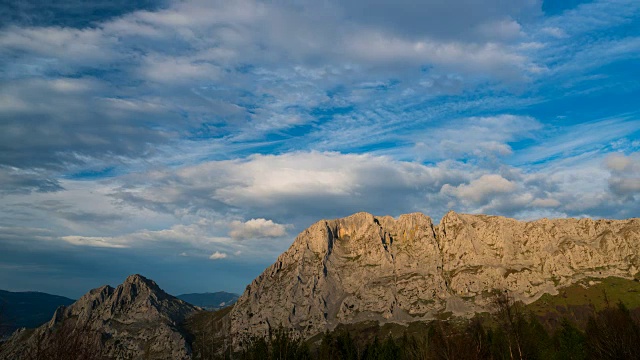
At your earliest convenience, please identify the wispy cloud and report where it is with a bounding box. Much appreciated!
[0,0,639,296]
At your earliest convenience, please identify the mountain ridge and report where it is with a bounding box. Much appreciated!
[228,211,640,342]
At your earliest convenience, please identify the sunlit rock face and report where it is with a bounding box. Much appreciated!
[230,211,640,341]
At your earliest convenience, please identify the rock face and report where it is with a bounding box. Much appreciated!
[229,211,640,341]
[0,274,198,360]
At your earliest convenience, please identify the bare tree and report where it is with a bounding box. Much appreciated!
[586,301,640,360]
[492,291,526,360]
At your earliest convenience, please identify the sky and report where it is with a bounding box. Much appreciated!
[0,0,639,299]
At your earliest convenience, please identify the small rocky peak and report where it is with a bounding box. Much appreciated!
[435,210,465,245]
[47,305,68,327]
[124,274,159,289]
[396,212,433,228]
[441,210,460,222]
[336,212,376,233]
[298,213,377,254]
[439,210,463,229]
[73,285,114,312]
[112,274,168,307]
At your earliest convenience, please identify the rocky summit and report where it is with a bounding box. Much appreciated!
[229,211,640,341]
[0,274,198,360]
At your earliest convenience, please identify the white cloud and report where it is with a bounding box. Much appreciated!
[56,220,232,249]
[606,152,639,172]
[0,26,118,66]
[229,218,288,240]
[530,198,561,207]
[423,114,540,161]
[343,31,529,76]
[112,151,468,224]
[441,174,517,204]
[606,152,640,197]
[541,27,567,38]
[141,55,221,83]
[209,251,227,260]
[61,235,129,248]
[476,19,523,41]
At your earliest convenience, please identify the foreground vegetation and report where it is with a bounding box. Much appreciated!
[193,291,640,360]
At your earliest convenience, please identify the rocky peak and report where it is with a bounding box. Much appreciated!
[229,211,640,342]
[0,275,199,360]
[118,274,165,302]
[123,273,160,289]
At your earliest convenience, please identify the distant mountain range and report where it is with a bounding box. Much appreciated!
[0,289,74,336]
[177,292,239,310]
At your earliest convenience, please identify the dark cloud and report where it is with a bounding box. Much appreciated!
[0,0,165,28]
[0,167,64,194]
[337,0,541,41]
[0,78,174,170]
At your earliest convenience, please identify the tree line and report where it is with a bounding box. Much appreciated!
[199,293,640,360]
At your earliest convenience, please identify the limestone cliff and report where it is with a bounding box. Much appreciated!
[229,211,640,341]
[0,274,198,360]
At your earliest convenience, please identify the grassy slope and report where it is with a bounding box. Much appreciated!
[525,276,640,328]
[313,276,640,342]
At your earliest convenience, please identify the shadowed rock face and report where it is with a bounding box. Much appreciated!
[229,211,640,341]
[0,274,198,360]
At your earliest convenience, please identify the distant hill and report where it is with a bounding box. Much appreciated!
[177,292,239,310]
[0,289,74,335]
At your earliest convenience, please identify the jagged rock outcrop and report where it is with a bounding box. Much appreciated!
[229,211,640,341]
[0,274,198,360]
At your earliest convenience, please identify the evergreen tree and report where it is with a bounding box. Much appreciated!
[553,319,586,360]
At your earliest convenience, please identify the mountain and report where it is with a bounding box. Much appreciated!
[227,211,640,342]
[0,290,74,335]
[177,292,239,310]
[0,274,199,360]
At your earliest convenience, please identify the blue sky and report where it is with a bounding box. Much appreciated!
[0,0,639,298]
